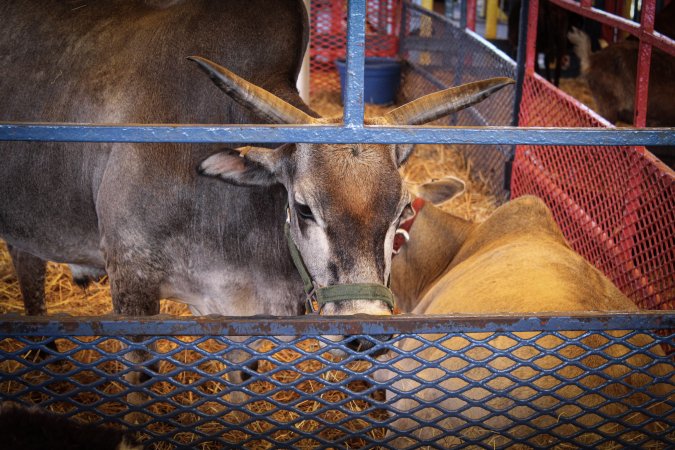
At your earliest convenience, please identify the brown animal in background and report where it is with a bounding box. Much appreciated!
[568,27,675,127]
[378,179,671,447]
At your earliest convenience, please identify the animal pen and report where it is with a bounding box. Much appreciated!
[0,0,673,448]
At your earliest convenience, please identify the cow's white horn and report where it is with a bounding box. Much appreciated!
[188,56,317,125]
[382,77,515,125]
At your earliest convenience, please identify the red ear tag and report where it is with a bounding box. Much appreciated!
[392,197,426,255]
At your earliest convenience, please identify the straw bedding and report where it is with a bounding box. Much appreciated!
[0,93,500,449]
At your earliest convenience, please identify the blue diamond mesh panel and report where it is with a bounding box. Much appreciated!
[1,316,673,449]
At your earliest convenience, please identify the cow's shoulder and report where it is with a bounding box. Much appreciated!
[451,195,566,266]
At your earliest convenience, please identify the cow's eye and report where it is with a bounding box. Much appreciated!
[296,203,315,221]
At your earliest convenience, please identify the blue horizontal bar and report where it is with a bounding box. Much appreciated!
[1,123,674,146]
[1,311,672,336]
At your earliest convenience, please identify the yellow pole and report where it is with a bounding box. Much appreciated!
[485,0,499,39]
[621,0,633,40]
[420,0,433,65]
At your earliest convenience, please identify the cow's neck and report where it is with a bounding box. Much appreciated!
[391,203,473,313]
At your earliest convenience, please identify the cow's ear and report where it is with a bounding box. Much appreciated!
[199,145,290,187]
[415,176,465,205]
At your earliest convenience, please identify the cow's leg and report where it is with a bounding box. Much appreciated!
[6,246,58,360]
[109,269,161,425]
[7,245,46,316]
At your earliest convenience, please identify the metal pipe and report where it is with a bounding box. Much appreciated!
[343,0,366,127]
[525,0,539,75]
[512,0,530,126]
[485,0,499,39]
[1,311,672,336]
[467,0,476,30]
[1,122,674,146]
[634,0,657,127]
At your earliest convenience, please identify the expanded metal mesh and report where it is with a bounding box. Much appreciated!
[310,0,401,93]
[398,4,516,201]
[1,316,673,449]
[512,73,675,311]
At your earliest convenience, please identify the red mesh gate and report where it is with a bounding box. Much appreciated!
[310,0,402,93]
[512,0,674,311]
[512,73,674,312]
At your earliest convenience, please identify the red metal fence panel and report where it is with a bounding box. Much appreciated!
[513,73,674,310]
[310,0,402,93]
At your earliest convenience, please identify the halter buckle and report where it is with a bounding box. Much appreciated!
[304,286,320,315]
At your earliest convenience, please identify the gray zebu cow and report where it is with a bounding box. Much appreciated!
[378,180,670,446]
[0,2,512,335]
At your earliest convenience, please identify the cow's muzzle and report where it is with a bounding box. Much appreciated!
[284,220,396,315]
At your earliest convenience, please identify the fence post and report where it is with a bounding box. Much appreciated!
[343,0,367,127]
[634,0,656,127]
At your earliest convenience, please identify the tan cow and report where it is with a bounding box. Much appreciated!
[379,178,672,448]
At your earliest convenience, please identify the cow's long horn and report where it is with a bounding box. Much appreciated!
[382,77,514,125]
[188,56,317,125]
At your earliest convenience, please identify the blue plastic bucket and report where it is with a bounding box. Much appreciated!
[335,57,402,105]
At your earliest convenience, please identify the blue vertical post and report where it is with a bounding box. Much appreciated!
[445,0,455,20]
[343,0,366,127]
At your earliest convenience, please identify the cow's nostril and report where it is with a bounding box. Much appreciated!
[345,334,393,355]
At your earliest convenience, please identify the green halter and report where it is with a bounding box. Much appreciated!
[284,215,396,314]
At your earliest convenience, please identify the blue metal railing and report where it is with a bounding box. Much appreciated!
[0,0,673,147]
[2,310,673,336]
[3,122,674,145]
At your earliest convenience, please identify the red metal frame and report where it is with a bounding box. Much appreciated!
[525,0,540,75]
[634,0,656,127]
[548,0,675,56]
[466,0,476,30]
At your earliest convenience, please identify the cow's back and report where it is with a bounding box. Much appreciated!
[0,0,309,265]
[0,0,309,123]
[413,195,636,314]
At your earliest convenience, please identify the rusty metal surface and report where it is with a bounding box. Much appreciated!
[1,311,672,336]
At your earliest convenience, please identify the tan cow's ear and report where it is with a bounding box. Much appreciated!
[198,145,292,187]
[414,176,466,205]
